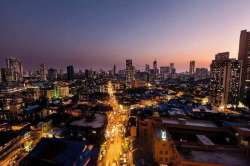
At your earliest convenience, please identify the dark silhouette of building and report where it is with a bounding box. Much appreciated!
[48,68,57,81]
[67,65,74,80]
[113,64,116,76]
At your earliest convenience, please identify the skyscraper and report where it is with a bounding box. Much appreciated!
[125,59,134,88]
[48,68,57,81]
[153,60,158,72]
[238,30,250,90]
[210,52,242,106]
[189,60,195,75]
[170,63,176,75]
[67,65,74,80]
[113,64,116,76]
[160,66,170,80]
[153,59,158,79]
[194,68,208,80]
[39,64,47,81]
[145,64,150,73]
[6,57,23,82]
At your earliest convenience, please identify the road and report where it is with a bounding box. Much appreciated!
[0,130,42,166]
[98,81,130,166]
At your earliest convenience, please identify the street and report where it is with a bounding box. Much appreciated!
[98,81,130,166]
[0,130,42,166]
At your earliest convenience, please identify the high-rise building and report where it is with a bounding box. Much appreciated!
[189,60,195,75]
[113,64,116,76]
[153,60,158,71]
[194,68,208,80]
[170,63,176,75]
[160,66,170,80]
[125,59,134,88]
[215,52,229,61]
[210,52,242,106]
[6,57,23,81]
[0,68,7,83]
[238,30,250,89]
[160,66,170,74]
[39,64,47,81]
[153,60,159,80]
[126,59,133,69]
[67,65,74,80]
[145,64,150,73]
[48,68,57,81]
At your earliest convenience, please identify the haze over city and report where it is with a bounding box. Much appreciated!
[1,0,250,71]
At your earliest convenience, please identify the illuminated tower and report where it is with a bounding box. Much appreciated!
[125,59,134,88]
[210,52,242,106]
[238,30,250,90]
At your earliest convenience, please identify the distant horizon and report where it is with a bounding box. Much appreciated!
[2,56,211,73]
[1,0,249,72]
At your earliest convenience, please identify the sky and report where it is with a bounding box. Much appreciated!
[0,0,250,72]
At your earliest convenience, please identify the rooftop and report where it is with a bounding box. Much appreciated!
[168,127,237,146]
[178,146,249,166]
[22,138,96,166]
[70,113,106,128]
[162,119,217,128]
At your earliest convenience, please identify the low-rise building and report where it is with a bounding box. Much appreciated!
[138,117,250,166]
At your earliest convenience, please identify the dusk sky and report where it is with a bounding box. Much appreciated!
[0,0,250,72]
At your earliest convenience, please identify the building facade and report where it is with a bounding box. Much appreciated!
[160,66,170,80]
[189,60,195,75]
[39,64,47,81]
[194,68,209,80]
[48,68,57,81]
[210,52,242,106]
[6,57,23,82]
[238,30,250,90]
[145,64,150,73]
[170,63,176,76]
[125,59,135,88]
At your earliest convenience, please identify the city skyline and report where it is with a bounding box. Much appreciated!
[1,1,250,166]
[1,0,250,71]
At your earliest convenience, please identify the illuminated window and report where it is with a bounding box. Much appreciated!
[161,130,167,140]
